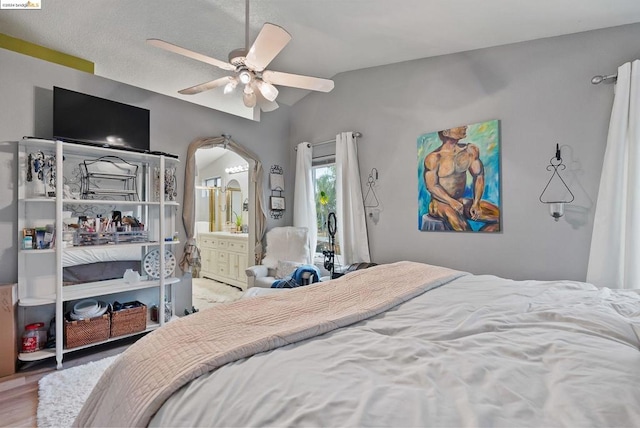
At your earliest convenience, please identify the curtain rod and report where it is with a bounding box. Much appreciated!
[591,73,617,84]
[295,132,362,150]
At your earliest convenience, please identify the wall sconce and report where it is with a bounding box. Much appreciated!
[539,144,574,221]
[364,168,380,225]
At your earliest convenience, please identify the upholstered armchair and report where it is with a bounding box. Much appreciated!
[245,226,312,288]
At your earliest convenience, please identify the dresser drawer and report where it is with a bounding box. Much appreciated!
[227,240,247,252]
[199,236,218,249]
[217,239,228,249]
[218,264,228,276]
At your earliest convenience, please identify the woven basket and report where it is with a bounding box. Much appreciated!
[64,313,110,349]
[110,302,147,338]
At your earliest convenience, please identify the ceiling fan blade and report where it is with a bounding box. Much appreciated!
[262,70,334,92]
[147,38,235,72]
[178,76,235,95]
[244,23,292,72]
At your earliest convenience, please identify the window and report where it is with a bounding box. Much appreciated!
[205,176,221,188]
[202,176,221,197]
[313,164,337,254]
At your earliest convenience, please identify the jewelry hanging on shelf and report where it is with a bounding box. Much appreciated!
[26,153,33,182]
[46,155,56,192]
[29,151,45,182]
[539,144,574,221]
[26,151,57,196]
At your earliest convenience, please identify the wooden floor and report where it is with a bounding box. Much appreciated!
[0,339,135,427]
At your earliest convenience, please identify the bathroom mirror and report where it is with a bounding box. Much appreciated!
[226,179,243,225]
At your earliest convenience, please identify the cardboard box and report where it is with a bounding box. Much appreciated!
[0,284,17,378]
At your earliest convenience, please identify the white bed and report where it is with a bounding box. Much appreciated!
[74,262,640,427]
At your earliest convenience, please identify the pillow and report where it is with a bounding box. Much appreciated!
[275,260,303,279]
[261,227,310,269]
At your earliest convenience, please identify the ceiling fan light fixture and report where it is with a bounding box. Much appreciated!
[243,90,257,108]
[148,0,333,114]
[223,78,238,95]
[256,80,279,102]
[238,70,252,85]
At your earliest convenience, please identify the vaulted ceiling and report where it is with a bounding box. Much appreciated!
[2,0,640,119]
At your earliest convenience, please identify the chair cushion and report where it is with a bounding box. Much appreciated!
[262,227,310,269]
[275,260,303,279]
[253,276,277,288]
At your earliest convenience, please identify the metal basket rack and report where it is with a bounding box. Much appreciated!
[79,156,139,201]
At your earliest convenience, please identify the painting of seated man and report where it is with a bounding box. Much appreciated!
[417,119,501,232]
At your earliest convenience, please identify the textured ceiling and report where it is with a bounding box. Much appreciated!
[2,0,640,120]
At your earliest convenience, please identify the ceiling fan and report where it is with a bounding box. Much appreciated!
[147,0,334,112]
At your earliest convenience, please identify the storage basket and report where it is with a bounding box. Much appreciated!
[110,301,147,338]
[64,313,110,349]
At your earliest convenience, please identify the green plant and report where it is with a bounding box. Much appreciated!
[315,166,336,235]
[319,190,329,206]
[234,211,242,228]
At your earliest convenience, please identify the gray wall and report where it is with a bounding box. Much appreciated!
[290,23,640,282]
[4,22,639,290]
[0,48,292,311]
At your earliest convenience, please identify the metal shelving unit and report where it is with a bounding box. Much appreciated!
[17,138,180,369]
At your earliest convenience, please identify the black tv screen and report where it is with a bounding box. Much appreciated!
[53,87,150,153]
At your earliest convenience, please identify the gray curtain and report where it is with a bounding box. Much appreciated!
[180,136,267,271]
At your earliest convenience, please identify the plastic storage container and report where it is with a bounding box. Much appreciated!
[22,322,46,353]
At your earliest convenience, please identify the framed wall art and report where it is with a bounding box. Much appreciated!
[270,196,285,211]
[417,119,501,233]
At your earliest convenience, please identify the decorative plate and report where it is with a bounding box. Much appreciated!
[143,249,177,279]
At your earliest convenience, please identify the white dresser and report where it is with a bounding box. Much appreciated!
[198,232,248,290]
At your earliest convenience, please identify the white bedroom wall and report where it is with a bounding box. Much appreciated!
[0,48,292,311]
[290,23,640,282]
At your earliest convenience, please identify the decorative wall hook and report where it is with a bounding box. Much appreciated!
[539,144,575,221]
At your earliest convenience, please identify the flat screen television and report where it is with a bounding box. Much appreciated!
[53,86,150,153]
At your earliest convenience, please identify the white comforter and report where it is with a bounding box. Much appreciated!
[151,274,640,427]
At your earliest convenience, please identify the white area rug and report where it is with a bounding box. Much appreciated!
[192,278,244,310]
[37,355,117,428]
[36,281,243,426]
